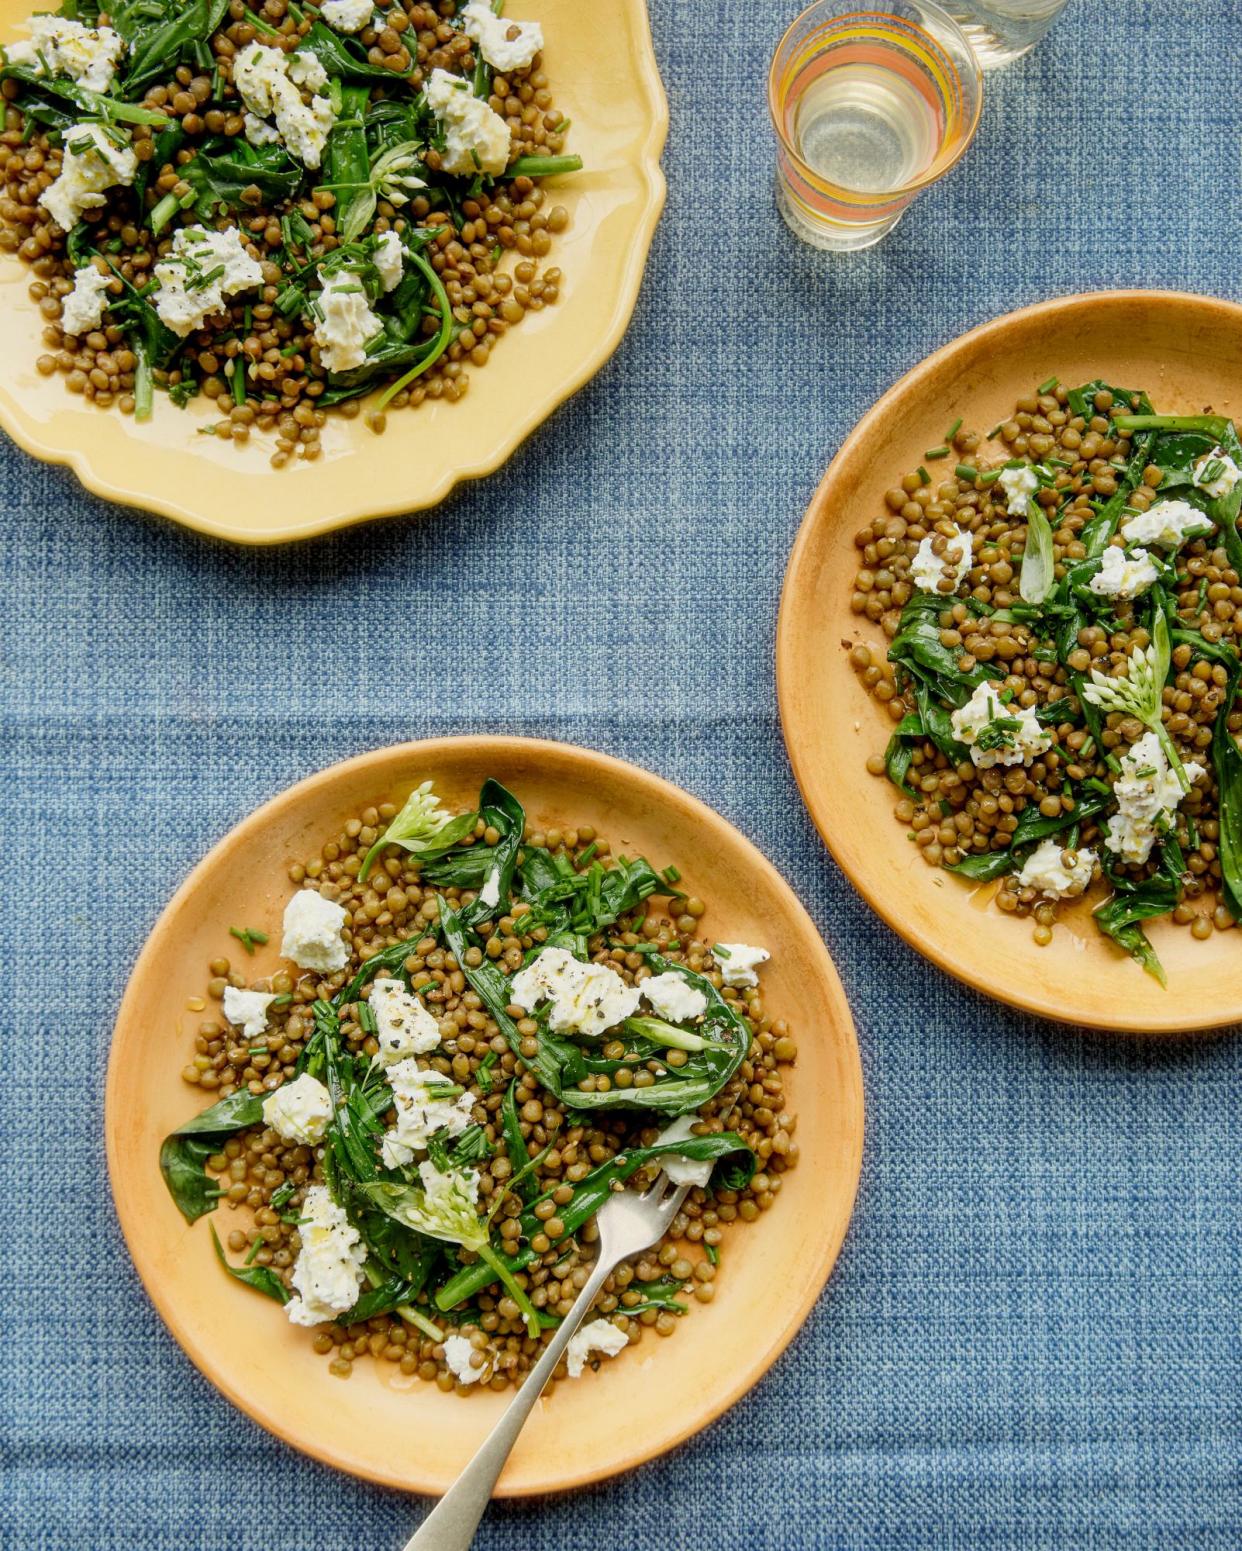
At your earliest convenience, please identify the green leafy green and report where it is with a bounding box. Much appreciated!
[209,1222,289,1304]
[159,1088,265,1222]
[1092,842,1185,985]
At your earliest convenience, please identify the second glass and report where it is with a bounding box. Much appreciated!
[768,0,983,253]
[940,0,1071,67]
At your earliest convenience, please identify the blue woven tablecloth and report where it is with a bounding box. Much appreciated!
[4,1,1241,1545]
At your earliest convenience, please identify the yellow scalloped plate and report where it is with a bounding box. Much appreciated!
[105,737,864,1494]
[0,0,666,543]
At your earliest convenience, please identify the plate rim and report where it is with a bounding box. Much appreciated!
[104,734,865,1493]
[0,0,669,546]
[776,286,1242,1034]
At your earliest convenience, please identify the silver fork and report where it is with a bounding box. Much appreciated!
[401,1174,690,1551]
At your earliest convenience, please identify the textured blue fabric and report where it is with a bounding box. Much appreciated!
[4,1,1242,1546]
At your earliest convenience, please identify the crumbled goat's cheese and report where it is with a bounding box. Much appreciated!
[262,1072,333,1146]
[4,15,126,92]
[911,523,973,594]
[460,0,543,71]
[380,1061,476,1169]
[369,976,441,1063]
[280,888,350,972]
[641,971,707,1024]
[151,224,263,336]
[1192,446,1242,500]
[566,1319,629,1378]
[1088,544,1159,599]
[222,985,280,1040]
[1104,731,1205,867]
[950,682,1052,770]
[713,942,769,988]
[424,66,510,175]
[59,264,114,337]
[234,42,336,168]
[285,1184,367,1326]
[39,124,136,233]
[1014,838,1097,900]
[1120,498,1214,551]
[510,945,641,1037]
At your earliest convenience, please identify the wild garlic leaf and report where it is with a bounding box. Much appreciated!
[358,779,475,880]
[1019,504,1055,606]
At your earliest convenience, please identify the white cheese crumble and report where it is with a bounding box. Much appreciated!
[910,523,973,594]
[372,229,405,292]
[997,463,1040,515]
[443,1333,486,1385]
[369,976,441,1063]
[949,682,1052,770]
[380,1061,476,1169]
[641,971,707,1024]
[320,0,374,33]
[713,942,769,988]
[151,224,263,336]
[222,985,280,1039]
[233,43,336,168]
[655,1114,714,1187]
[1104,731,1205,867]
[60,263,114,337]
[1120,498,1213,551]
[1192,446,1242,500]
[40,124,137,233]
[1088,544,1159,600]
[1014,837,1097,900]
[460,0,543,71]
[311,270,382,373]
[281,888,350,972]
[4,15,126,92]
[243,112,281,146]
[262,1071,333,1145]
[424,66,510,176]
[287,49,328,90]
[565,1318,629,1379]
[509,945,641,1037]
[285,1184,367,1326]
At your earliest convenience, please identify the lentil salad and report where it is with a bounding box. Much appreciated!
[0,0,579,461]
[160,777,797,1393]
[849,378,1242,982]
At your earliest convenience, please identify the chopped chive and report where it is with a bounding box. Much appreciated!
[1037,375,1059,394]
[924,445,949,460]
[986,423,1002,439]
[955,463,978,483]
[916,466,930,485]
[711,943,732,959]
[662,864,682,885]
[229,925,269,954]
[706,1244,719,1266]
[577,841,599,868]
[945,416,962,441]
[357,1002,377,1035]
[231,359,247,408]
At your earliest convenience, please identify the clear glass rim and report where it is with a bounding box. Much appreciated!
[766,1,985,203]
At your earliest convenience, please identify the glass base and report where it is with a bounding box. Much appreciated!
[956,22,1039,65]
[774,176,903,253]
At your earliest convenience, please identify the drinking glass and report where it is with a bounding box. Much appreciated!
[768,1,984,253]
[940,0,1070,66]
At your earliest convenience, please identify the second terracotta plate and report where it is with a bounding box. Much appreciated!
[105,736,864,1493]
[778,289,1242,1033]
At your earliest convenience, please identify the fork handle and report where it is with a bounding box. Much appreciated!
[402,1254,617,1551]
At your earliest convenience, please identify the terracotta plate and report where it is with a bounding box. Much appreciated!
[105,737,864,1494]
[0,0,666,543]
[778,290,1242,1033]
